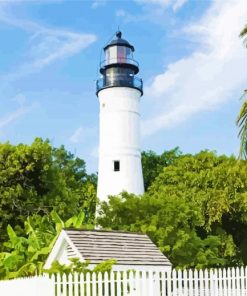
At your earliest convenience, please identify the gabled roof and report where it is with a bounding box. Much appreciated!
[64,229,171,266]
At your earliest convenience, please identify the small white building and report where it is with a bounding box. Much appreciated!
[44,229,172,272]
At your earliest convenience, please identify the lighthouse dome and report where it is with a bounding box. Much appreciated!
[104,31,135,51]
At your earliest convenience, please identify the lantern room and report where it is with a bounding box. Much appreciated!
[96,31,143,96]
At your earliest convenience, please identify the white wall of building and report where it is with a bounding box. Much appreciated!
[97,87,144,201]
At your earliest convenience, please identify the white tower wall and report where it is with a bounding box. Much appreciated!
[97,87,144,201]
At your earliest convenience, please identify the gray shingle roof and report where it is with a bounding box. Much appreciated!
[64,229,171,266]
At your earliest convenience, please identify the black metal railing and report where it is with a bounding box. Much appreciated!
[96,75,143,95]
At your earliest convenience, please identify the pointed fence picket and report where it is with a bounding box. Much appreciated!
[1,267,247,295]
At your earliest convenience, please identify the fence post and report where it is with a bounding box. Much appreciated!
[153,271,160,296]
[215,268,219,296]
[199,269,204,296]
[129,271,135,295]
[209,269,214,296]
[188,269,193,295]
[54,273,62,296]
[240,267,245,296]
[236,267,240,296]
[80,273,85,296]
[116,271,121,296]
[167,269,172,296]
[194,269,198,295]
[68,273,73,296]
[141,270,148,296]
[104,272,109,295]
[135,270,141,296]
[245,266,247,292]
[177,269,182,296]
[172,269,177,296]
[183,269,188,296]
[62,273,67,296]
[226,267,232,296]
[86,272,91,296]
[74,272,79,296]
[218,268,222,296]
[232,267,236,296]
[110,271,115,296]
[92,272,97,296]
[222,268,228,296]
[122,271,128,296]
[98,272,103,296]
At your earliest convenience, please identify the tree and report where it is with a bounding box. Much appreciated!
[141,148,181,190]
[98,151,247,268]
[0,138,96,244]
[237,25,247,158]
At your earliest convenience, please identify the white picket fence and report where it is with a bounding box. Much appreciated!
[1,267,247,296]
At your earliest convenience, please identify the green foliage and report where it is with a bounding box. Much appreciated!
[44,258,116,275]
[141,148,181,190]
[240,24,247,47]
[92,259,117,273]
[0,210,89,279]
[236,91,247,159]
[44,259,91,275]
[0,138,96,244]
[98,151,247,268]
[237,25,247,158]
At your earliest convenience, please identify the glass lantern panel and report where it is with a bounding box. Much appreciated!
[126,47,133,59]
[117,46,126,63]
[106,46,117,64]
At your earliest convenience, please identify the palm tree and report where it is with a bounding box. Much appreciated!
[240,24,247,46]
[237,90,247,158]
[237,25,247,158]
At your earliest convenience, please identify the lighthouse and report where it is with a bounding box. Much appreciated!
[96,31,144,201]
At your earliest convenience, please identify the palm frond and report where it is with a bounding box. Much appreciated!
[240,25,247,37]
[240,25,247,47]
[237,91,247,159]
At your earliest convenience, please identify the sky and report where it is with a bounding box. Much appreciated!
[0,0,247,173]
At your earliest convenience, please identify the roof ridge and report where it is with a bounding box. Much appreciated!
[63,228,146,236]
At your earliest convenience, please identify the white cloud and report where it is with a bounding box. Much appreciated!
[0,94,36,130]
[0,108,28,129]
[116,9,126,17]
[90,145,99,159]
[0,3,97,81]
[91,0,106,9]
[135,0,188,11]
[116,0,188,24]
[172,0,187,12]
[70,126,97,144]
[27,29,96,72]
[142,0,247,136]
[12,93,27,106]
[70,127,84,143]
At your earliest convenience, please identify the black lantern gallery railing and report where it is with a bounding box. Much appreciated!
[96,74,143,95]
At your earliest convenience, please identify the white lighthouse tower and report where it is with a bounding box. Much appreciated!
[96,31,144,201]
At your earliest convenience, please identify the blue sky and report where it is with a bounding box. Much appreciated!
[0,0,247,173]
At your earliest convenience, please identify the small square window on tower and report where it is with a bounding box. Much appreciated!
[113,160,120,172]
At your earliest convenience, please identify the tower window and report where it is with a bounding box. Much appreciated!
[114,161,120,172]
